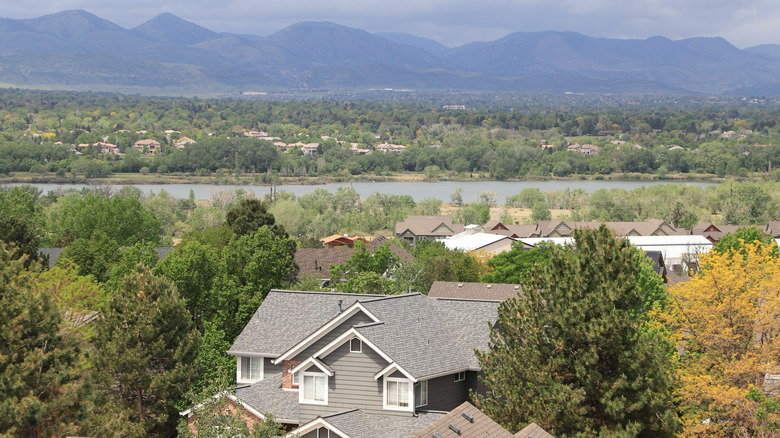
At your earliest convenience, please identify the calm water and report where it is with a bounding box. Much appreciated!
[10,180,718,203]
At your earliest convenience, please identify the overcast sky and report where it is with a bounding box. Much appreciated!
[2,0,779,49]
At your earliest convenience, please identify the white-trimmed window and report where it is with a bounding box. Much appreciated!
[384,377,413,411]
[300,372,328,405]
[455,371,466,382]
[237,356,263,383]
[350,338,362,353]
[292,372,299,386]
[414,380,428,407]
[317,427,330,438]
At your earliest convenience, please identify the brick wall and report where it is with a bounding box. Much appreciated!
[282,360,301,389]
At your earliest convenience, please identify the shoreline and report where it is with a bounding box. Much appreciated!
[0,172,729,187]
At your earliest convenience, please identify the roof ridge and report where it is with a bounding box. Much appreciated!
[359,292,423,303]
[433,297,504,303]
[269,289,386,297]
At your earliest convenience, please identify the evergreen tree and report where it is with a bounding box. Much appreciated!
[474,226,679,437]
[0,215,42,268]
[0,243,92,437]
[92,265,200,436]
[226,198,285,237]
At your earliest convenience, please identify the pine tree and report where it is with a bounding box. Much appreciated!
[474,225,679,437]
[0,243,92,437]
[92,264,200,436]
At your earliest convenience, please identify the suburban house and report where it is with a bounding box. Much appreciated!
[483,220,538,239]
[439,228,517,257]
[319,234,366,249]
[294,237,413,286]
[221,289,501,437]
[174,136,197,149]
[76,142,120,154]
[766,221,780,238]
[428,281,521,301]
[375,143,407,153]
[396,215,465,246]
[531,220,684,238]
[566,143,599,156]
[521,235,711,275]
[691,222,761,243]
[133,138,161,155]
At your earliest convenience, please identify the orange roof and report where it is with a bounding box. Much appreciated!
[319,234,352,243]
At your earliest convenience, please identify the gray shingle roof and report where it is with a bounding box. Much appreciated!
[318,409,446,438]
[408,401,514,438]
[37,246,173,269]
[234,372,299,424]
[228,290,386,356]
[230,290,499,379]
[354,294,499,378]
[38,248,64,268]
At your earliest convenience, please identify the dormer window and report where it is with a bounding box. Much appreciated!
[237,356,263,383]
[384,377,413,411]
[300,372,328,405]
[350,338,362,353]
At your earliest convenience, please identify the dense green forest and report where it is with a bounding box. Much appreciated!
[2,90,780,180]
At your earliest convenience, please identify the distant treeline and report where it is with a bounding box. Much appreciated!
[2,90,780,179]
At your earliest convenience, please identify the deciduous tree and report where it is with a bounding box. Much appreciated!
[672,240,780,436]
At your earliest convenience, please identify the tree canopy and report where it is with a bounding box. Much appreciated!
[672,240,780,436]
[0,243,92,437]
[474,226,679,437]
[92,265,200,436]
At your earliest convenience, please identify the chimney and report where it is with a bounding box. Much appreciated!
[337,300,343,314]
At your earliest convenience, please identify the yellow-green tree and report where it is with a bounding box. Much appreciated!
[672,240,780,437]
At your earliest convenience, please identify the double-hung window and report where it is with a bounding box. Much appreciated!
[385,377,413,411]
[301,372,328,405]
[237,357,263,383]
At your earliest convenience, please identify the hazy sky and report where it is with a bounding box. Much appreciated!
[2,0,779,48]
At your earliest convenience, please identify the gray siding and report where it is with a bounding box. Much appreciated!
[265,357,282,377]
[292,313,375,362]
[299,341,412,422]
[422,373,469,412]
[466,370,487,400]
[301,431,317,438]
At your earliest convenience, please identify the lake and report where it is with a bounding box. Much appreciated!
[9,180,718,203]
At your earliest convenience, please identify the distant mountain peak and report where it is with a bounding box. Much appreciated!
[132,12,219,45]
[25,9,123,38]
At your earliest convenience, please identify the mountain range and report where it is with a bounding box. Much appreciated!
[2,10,780,95]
